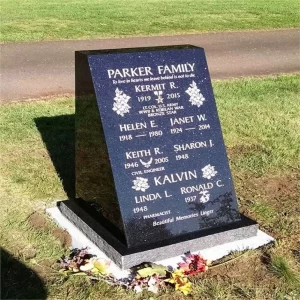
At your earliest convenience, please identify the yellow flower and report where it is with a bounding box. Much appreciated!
[176,281,192,296]
[166,270,192,295]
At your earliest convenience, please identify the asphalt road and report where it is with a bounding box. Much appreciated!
[0,29,299,103]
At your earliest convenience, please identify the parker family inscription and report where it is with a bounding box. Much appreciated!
[58,45,258,269]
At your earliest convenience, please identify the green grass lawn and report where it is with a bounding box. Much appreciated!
[1,0,299,42]
[1,74,299,299]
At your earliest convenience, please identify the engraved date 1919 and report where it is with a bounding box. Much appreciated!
[137,96,151,102]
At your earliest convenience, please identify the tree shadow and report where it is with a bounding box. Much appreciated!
[34,114,75,200]
[1,248,47,299]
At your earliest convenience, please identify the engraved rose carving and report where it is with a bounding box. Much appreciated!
[202,164,217,179]
[185,81,205,107]
[113,88,131,116]
[132,177,150,192]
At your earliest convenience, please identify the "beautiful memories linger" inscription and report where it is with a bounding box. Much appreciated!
[84,46,241,247]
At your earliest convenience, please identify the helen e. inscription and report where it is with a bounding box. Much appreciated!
[79,46,241,248]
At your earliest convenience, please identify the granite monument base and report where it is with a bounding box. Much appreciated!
[58,200,258,270]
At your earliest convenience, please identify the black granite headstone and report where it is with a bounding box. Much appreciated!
[58,45,258,269]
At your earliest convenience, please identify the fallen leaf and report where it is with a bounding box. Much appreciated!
[137,264,167,277]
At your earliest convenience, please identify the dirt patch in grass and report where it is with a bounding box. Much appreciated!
[208,251,281,292]
[28,212,49,230]
[52,228,72,249]
[250,172,300,212]
[236,171,299,205]
[227,143,269,159]
[28,211,72,248]
[236,172,300,247]
[261,176,299,199]
[210,252,265,280]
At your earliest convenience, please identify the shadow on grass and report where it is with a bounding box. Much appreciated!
[1,248,47,299]
[35,114,75,199]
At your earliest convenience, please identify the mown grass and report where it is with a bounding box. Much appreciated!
[1,74,299,299]
[1,0,299,42]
